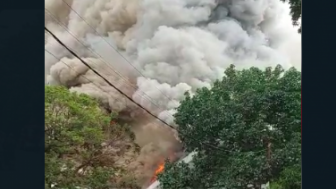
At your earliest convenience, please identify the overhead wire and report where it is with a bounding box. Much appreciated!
[45,6,299,186]
[45,27,216,153]
[45,26,176,130]
[44,9,165,109]
[46,27,278,154]
[45,9,175,122]
[44,9,131,86]
[45,48,129,109]
[46,3,291,153]
[45,7,174,106]
[57,0,176,102]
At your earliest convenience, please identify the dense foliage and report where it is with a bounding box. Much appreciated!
[270,164,301,189]
[159,65,301,189]
[45,86,139,189]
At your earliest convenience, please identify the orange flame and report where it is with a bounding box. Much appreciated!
[150,161,165,183]
[155,163,165,175]
[149,150,177,183]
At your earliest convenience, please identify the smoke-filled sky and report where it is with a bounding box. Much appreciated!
[45,0,301,185]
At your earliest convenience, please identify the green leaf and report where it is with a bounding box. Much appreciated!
[161,65,301,189]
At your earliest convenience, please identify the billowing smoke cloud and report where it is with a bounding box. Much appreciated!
[45,0,301,186]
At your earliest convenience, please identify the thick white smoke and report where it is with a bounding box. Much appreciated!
[45,0,301,185]
[123,0,301,125]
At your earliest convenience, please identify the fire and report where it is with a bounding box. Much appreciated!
[149,150,177,183]
[150,161,165,183]
[155,163,165,175]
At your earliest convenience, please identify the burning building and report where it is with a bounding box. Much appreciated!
[45,0,301,187]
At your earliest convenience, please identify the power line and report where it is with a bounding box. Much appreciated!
[45,9,173,119]
[45,21,282,154]
[44,9,164,108]
[45,27,232,153]
[45,48,171,128]
[45,49,128,107]
[44,9,131,86]
[54,1,175,102]
[45,29,276,153]
[45,8,299,187]
[45,26,176,130]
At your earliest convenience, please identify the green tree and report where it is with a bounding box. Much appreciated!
[45,86,139,189]
[158,65,301,189]
[281,0,302,33]
[270,164,301,189]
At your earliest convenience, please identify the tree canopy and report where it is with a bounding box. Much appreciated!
[282,0,302,33]
[45,86,139,189]
[158,65,301,189]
